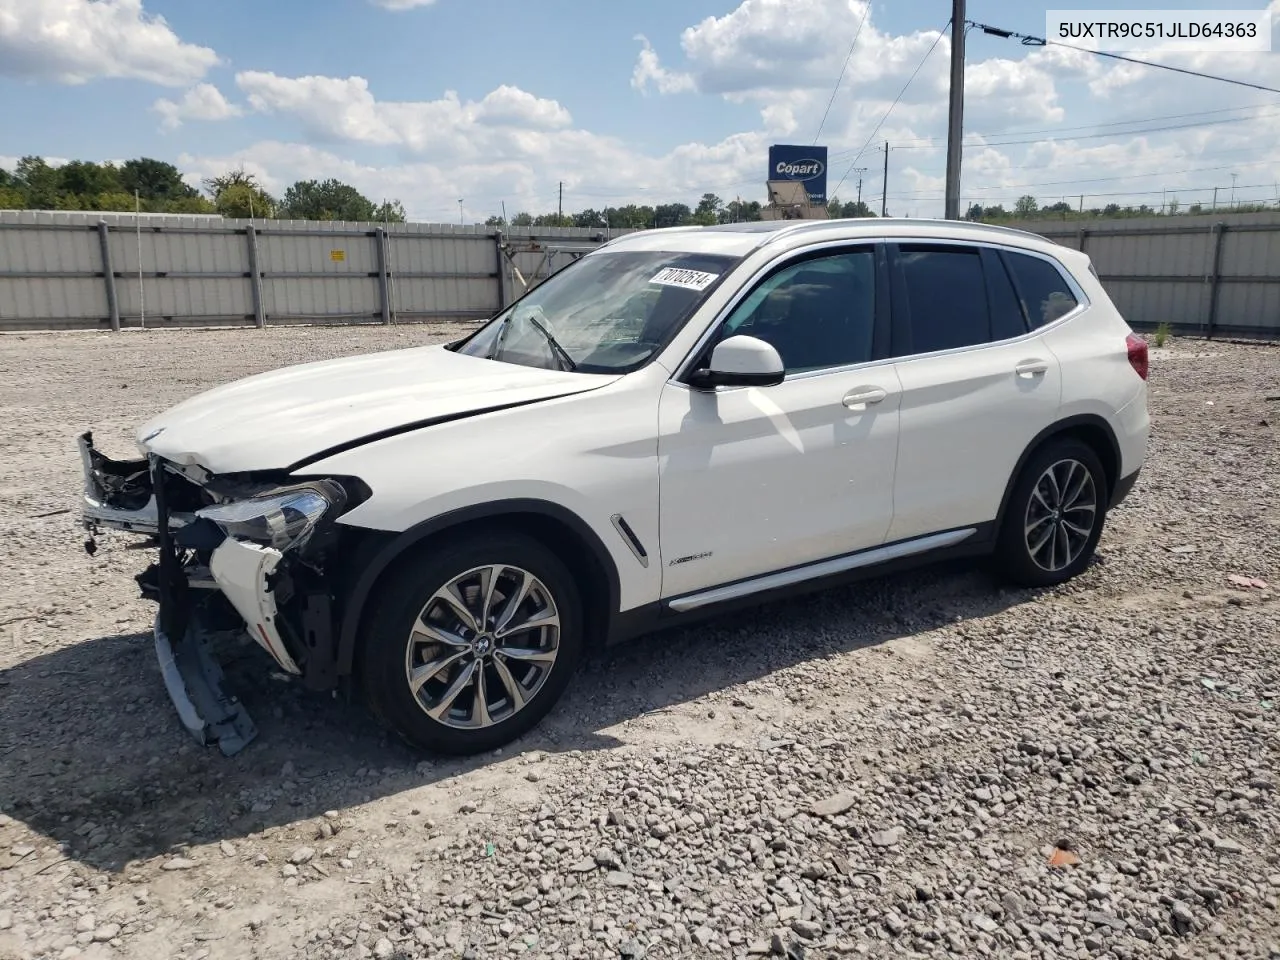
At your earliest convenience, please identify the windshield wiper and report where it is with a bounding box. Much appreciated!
[523,313,577,372]
[487,308,577,371]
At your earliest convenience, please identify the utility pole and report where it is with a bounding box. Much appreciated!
[944,1,966,220]
[846,167,867,212]
[1212,186,1219,211]
[881,142,890,217]
[458,199,464,224]
[558,181,563,221]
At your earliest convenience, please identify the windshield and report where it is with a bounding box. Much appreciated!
[455,250,738,374]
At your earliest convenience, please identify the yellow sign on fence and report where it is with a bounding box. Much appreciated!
[329,250,346,262]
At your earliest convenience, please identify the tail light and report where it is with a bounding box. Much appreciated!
[1126,333,1149,381]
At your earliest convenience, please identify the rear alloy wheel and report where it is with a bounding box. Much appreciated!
[996,438,1108,588]
[361,533,582,755]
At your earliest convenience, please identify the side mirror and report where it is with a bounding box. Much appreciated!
[688,334,785,389]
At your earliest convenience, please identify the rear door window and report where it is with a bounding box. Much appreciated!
[893,245,991,354]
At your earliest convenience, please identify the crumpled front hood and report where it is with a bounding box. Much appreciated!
[138,344,616,474]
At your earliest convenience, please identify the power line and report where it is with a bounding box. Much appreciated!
[814,3,869,144]
[881,156,1280,200]
[888,180,1280,203]
[831,16,951,200]
[834,105,1280,153]
[970,20,1280,96]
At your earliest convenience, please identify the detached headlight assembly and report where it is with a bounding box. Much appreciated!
[197,487,334,550]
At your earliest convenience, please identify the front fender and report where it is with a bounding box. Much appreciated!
[331,497,624,680]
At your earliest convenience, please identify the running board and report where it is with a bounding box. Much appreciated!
[666,528,978,613]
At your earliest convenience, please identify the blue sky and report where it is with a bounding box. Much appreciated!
[2,0,1279,220]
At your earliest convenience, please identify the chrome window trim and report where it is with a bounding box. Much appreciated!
[670,237,887,383]
[887,237,1091,365]
[667,234,1091,385]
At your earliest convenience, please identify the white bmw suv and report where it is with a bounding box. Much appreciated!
[78,218,1149,756]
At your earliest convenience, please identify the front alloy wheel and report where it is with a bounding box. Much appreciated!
[361,533,582,755]
[406,564,561,730]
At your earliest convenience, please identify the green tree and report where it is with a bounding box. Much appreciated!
[58,160,123,197]
[1014,195,1039,217]
[840,200,874,218]
[203,168,275,218]
[91,191,139,212]
[202,168,257,197]
[120,158,198,203]
[609,204,656,228]
[164,195,217,214]
[511,212,534,226]
[0,186,26,209]
[722,199,762,222]
[213,183,273,218]
[374,199,406,223]
[654,203,692,228]
[965,203,984,220]
[15,156,60,208]
[485,214,507,227]
[279,178,382,221]
[691,192,722,225]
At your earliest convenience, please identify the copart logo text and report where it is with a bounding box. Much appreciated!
[775,159,825,179]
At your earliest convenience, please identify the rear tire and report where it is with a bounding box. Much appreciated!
[996,438,1109,588]
[358,531,583,755]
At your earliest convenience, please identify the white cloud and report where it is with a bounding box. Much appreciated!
[474,85,572,128]
[144,0,1280,221]
[0,0,217,86]
[631,36,695,94]
[235,72,572,154]
[152,83,243,131]
[368,0,437,8]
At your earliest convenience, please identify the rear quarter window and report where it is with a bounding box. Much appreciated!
[1003,251,1080,329]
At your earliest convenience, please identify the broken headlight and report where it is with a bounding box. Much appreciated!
[196,487,334,550]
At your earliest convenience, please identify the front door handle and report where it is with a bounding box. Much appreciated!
[842,386,888,409]
[1015,359,1050,378]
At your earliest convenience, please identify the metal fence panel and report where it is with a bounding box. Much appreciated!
[7,209,1274,337]
[0,211,622,330]
[1012,211,1280,337]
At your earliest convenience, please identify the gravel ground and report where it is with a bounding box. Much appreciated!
[0,326,1277,960]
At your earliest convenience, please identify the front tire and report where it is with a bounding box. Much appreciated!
[359,531,583,755]
[996,438,1109,588]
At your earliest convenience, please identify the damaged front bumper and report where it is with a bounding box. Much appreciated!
[78,432,350,756]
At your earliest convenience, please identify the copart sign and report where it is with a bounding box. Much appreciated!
[767,144,828,204]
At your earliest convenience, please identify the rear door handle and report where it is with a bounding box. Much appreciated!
[842,386,888,408]
[1015,359,1050,378]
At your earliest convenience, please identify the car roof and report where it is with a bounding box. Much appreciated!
[598,217,1076,262]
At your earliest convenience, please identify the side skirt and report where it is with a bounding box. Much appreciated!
[606,522,997,646]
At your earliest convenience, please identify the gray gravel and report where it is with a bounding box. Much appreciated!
[0,328,1277,960]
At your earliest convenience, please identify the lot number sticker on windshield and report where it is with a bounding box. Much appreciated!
[649,267,719,291]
